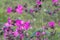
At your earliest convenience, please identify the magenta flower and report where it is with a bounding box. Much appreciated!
[52,0,58,4]
[20,33,24,39]
[30,8,34,13]
[15,19,24,27]
[3,26,13,39]
[4,22,11,27]
[7,7,12,14]
[15,20,31,30]
[24,21,30,30]
[7,17,12,24]
[16,28,24,40]
[3,27,8,35]
[13,30,19,37]
[4,33,7,39]
[36,31,40,37]
[48,21,55,29]
[36,0,42,5]
[16,5,24,14]
[5,17,14,27]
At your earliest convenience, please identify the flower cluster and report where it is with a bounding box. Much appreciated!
[2,17,31,40]
[0,0,60,40]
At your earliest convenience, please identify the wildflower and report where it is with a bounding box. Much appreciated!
[29,8,34,13]
[36,31,40,37]
[3,26,13,40]
[16,27,24,40]
[7,17,16,26]
[4,19,13,27]
[48,21,55,29]
[2,26,7,33]
[7,17,12,24]
[36,0,42,5]
[16,5,24,14]
[52,0,59,6]
[20,33,24,40]
[24,21,30,30]
[13,30,19,37]
[36,31,41,40]
[15,19,31,30]
[15,19,24,27]
[4,33,8,39]
[52,0,58,4]
[4,22,11,27]
[7,7,12,14]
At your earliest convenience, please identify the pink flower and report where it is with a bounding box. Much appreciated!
[4,22,10,27]
[7,7,12,14]
[5,17,13,27]
[15,19,25,30]
[13,30,19,37]
[4,22,13,27]
[15,19,24,27]
[20,33,24,39]
[3,27,13,38]
[52,0,58,4]
[36,31,40,37]
[7,17,12,24]
[15,20,31,30]
[16,5,24,14]
[36,0,42,5]
[30,9,34,13]
[16,28,24,40]
[4,33,7,39]
[48,21,55,29]
[42,31,46,35]
[20,34,24,40]
[24,21,30,30]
